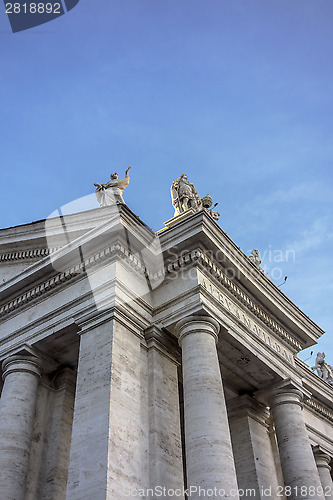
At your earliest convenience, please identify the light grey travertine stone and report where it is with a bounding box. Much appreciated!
[39,368,76,500]
[140,336,150,494]
[26,369,75,500]
[266,414,286,499]
[0,355,42,500]
[66,319,147,500]
[228,394,280,499]
[145,326,184,497]
[268,382,325,500]
[177,315,239,500]
[26,381,55,500]
[313,446,333,499]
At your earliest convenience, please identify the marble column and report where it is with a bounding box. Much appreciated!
[145,326,184,496]
[176,315,239,500]
[263,379,325,500]
[0,354,42,500]
[313,446,333,499]
[228,394,280,499]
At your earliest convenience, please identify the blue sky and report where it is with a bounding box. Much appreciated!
[0,0,332,365]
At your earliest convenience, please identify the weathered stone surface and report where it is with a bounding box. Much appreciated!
[66,318,147,499]
[177,316,239,500]
[145,326,184,495]
[0,355,42,500]
[0,204,332,500]
[313,446,333,499]
[259,380,326,500]
[228,395,280,499]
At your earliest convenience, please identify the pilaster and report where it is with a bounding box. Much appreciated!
[228,394,280,499]
[144,325,184,497]
[66,312,147,500]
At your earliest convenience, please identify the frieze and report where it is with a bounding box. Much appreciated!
[199,275,295,365]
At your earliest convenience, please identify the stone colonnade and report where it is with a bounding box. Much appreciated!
[176,315,333,500]
[0,315,332,500]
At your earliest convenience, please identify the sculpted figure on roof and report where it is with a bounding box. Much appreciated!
[171,174,202,216]
[94,167,131,207]
[171,174,220,220]
[248,249,262,268]
[312,352,333,385]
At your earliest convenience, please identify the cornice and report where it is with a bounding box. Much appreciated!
[164,248,302,351]
[159,210,324,345]
[0,242,147,319]
[0,248,59,262]
[304,397,333,424]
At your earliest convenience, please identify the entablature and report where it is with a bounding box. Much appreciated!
[158,210,324,349]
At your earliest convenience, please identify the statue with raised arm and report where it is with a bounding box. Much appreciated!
[312,352,333,385]
[94,167,131,207]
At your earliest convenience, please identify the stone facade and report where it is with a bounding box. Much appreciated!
[0,203,332,500]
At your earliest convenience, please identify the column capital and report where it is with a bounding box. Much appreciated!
[313,445,333,470]
[256,378,311,408]
[144,325,181,365]
[53,366,76,391]
[228,394,270,427]
[175,315,220,346]
[2,355,42,381]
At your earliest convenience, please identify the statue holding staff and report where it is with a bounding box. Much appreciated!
[170,173,220,221]
[171,174,202,216]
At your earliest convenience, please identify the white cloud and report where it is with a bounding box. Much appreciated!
[285,214,333,256]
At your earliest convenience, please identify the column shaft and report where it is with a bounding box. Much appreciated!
[0,355,42,500]
[313,447,333,499]
[177,316,239,500]
[270,386,325,500]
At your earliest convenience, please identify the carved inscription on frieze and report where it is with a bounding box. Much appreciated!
[200,277,294,366]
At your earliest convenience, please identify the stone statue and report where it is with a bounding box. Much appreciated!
[248,249,266,274]
[170,174,220,221]
[94,167,131,207]
[171,174,202,216]
[248,249,262,268]
[312,352,333,385]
